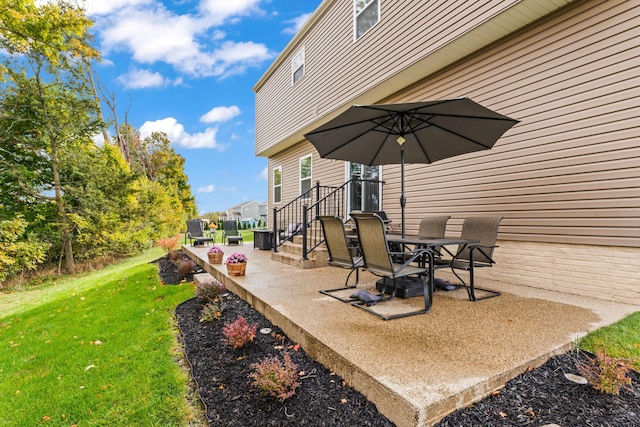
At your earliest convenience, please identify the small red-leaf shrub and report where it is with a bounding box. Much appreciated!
[249,352,300,401]
[168,250,182,263]
[222,316,257,349]
[196,278,225,304]
[577,350,633,395]
[177,259,196,277]
[156,235,180,252]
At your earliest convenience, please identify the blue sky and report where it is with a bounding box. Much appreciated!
[83,0,320,215]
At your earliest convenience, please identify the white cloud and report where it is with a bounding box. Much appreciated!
[117,68,167,89]
[283,13,312,35]
[139,117,221,149]
[200,106,241,123]
[198,184,216,193]
[198,0,263,25]
[81,0,152,16]
[94,0,273,78]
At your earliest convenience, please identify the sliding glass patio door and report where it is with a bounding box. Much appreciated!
[347,163,381,213]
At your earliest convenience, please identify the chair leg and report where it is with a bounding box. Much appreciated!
[319,268,360,302]
[351,274,432,320]
[451,266,500,302]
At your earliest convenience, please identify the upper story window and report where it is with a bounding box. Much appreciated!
[273,166,282,203]
[355,0,379,40]
[300,155,312,196]
[291,48,305,84]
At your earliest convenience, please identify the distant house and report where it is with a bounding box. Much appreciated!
[224,201,261,225]
[254,0,640,304]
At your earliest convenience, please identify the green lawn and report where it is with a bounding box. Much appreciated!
[1,245,637,426]
[0,248,198,426]
[579,311,640,371]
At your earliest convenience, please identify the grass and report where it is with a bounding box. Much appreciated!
[0,248,198,427]
[579,311,640,371]
[1,244,637,426]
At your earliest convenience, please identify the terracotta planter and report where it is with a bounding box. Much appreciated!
[207,252,224,264]
[226,262,247,276]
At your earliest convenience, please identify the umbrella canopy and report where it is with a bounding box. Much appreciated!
[304,97,519,236]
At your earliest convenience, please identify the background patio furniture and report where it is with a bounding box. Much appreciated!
[434,216,503,301]
[317,216,364,302]
[223,220,243,245]
[185,219,214,246]
[351,213,434,320]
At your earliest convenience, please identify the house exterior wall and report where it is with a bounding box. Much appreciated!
[255,0,640,304]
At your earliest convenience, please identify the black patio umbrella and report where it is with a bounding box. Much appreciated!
[304,97,519,237]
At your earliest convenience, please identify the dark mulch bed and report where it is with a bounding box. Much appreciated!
[160,252,640,427]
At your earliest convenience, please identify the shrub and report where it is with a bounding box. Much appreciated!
[0,216,49,283]
[196,278,225,304]
[168,250,182,263]
[249,352,300,401]
[176,259,196,277]
[222,316,257,349]
[577,350,633,395]
[156,235,180,252]
[200,301,225,322]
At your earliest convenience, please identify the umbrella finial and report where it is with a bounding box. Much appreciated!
[396,135,406,145]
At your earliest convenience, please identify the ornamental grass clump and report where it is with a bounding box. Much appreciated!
[249,352,300,401]
[177,259,197,277]
[222,316,257,349]
[577,350,633,395]
[196,278,225,304]
[200,301,225,322]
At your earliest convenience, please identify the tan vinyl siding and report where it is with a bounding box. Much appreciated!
[255,0,570,156]
[267,141,343,211]
[374,0,640,249]
[257,0,640,304]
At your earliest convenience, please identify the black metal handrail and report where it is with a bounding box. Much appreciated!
[272,178,384,260]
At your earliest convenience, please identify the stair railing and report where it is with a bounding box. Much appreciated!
[272,178,384,260]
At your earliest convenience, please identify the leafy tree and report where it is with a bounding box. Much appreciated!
[0,215,48,282]
[0,0,100,272]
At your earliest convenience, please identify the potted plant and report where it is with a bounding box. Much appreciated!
[225,252,248,276]
[207,245,224,264]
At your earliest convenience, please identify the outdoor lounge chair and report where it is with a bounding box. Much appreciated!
[223,220,243,245]
[434,216,503,301]
[317,216,364,302]
[351,213,434,320]
[185,219,214,246]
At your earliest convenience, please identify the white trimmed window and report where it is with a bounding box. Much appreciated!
[354,0,379,39]
[291,48,305,84]
[273,167,282,204]
[299,155,312,196]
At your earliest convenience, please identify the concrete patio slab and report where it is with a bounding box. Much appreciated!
[182,244,639,427]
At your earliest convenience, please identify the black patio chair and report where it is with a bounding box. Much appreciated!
[350,213,434,320]
[434,216,503,301]
[185,219,214,246]
[223,220,243,245]
[417,215,451,258]
[317,216,364,302]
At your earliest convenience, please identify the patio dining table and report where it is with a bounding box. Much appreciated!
[377,234,480,299]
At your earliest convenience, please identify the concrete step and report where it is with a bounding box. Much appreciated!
[271,241,329,269]
[271,250,329,269]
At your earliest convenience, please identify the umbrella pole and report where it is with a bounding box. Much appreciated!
[400,145,406,238]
